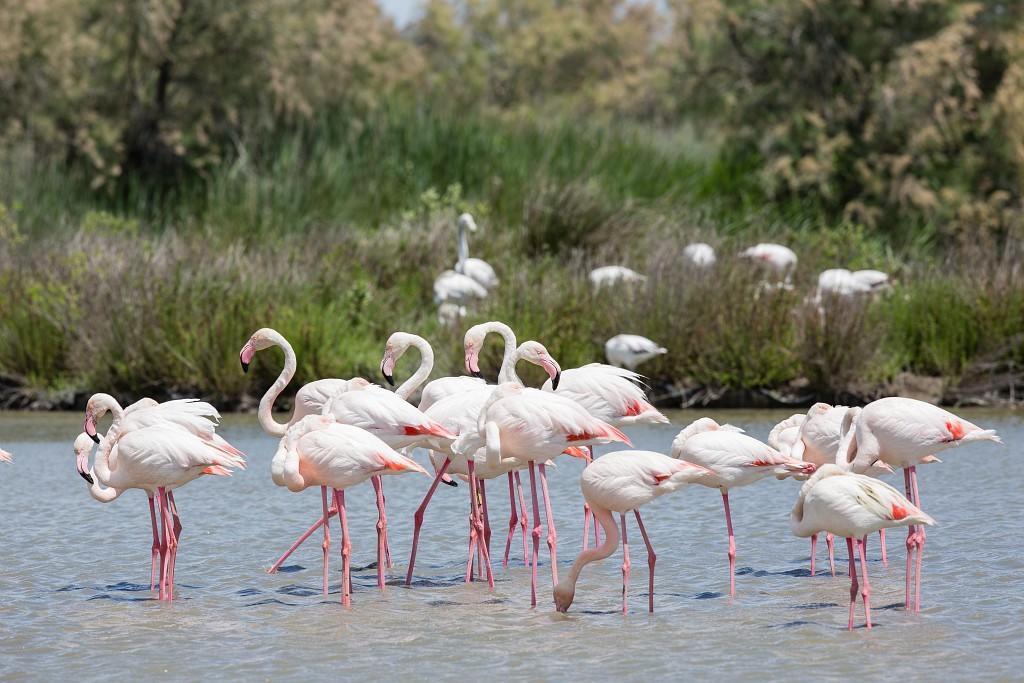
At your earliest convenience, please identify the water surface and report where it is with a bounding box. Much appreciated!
[1,410,1021,681]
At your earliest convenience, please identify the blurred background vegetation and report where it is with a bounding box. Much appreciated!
[0,0,1021,407]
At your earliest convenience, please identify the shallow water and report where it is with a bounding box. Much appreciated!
[1,409,1021,681]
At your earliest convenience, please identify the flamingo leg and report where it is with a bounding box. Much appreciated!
[879,529,888,567]
[406,457,450,586]
[846,537,859,630]
[480,478,492,567]
[157,487,172,601]
[320,486,332,596]
[633,509,656,613]
[910,466,925,612]
[515,470,530,567]
[903,467,915,611]
[721,490,736,597]
[582,449,593,552]
[810,534,817,577]
[465,475,478,583]
[467,463,494,588]
[589,447,600,548]
[267,504,336,574]
[147,494,161,591]
[826,533,835,576]
[858,535,872,629]
[539,463,558,586]
[166,491,182,596]
[528,461,542,608]
[620,513,631,615]
[503,472,518,569]
[371,477,387,589]
[334,489,351,607]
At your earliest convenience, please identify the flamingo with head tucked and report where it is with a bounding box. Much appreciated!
[791,464,934,629]
[671,417,814,596]
[604,334,667,372]
[553,450,709,614]
[835,397,1001,612]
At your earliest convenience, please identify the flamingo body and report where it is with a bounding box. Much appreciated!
[604,334,667,371]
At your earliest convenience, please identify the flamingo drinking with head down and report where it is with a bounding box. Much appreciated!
[791,464,934,629]
[553,450,709,614]
[671,417,814,596]
[835,397,1001,612]
[454,383,631,607]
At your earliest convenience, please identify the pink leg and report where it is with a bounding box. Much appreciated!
[879,529,888,567]
[147,494,160,591]
[406,457,450,586]
[589,448,600,548]
[538,463,558,585]
[480,478,492,567]
[371,477,387,589]
[903,467,915,611]
[334,489,351,607]
[910,466,925,612]
[846,537,859,630]
[528,461,542,608]
[515,470,530,567]
[620,513,631,615]
[468,462,494,588]
[320,486,332,596]
[503,472,518,568]
[465,474,479,583]
[858,536,872,629]
[826,533,835,576]
[721,490,736,597]
[267,506,335,574]
[166,491,182,596]
[582,450,593,552]
[157,487,172,601]
[810,534,817,577]
[633,509,656,613]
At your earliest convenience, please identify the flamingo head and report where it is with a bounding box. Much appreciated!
[553,580,575,613]
[464,331,487,378]
[83,394,114,444]
[239,328,277,373]
[808,402,832,416]
[74,432,95,484]
[381,333,414,387]
[457,212,477,233]
[516,340,562,390]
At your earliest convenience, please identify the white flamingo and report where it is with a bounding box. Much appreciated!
[453,213,499,289]
[604,334,667,371]
[791,464,934,629]
[683,242,716,268]
[738,243,798,276]
[589,265,646,289]
[553,450,710,614]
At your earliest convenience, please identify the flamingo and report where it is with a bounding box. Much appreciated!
[540,361,669,551]
[738,243,798,276]
[835,397,1001,612]
[852,269,890,292]
[589,266,646,289]
[454,382,631,607]
[81,394,245,600]
[791,464,934,629]
[276,415,428,606]
[0,448,10,463]
[437,302,467,327]
[682,242,716,268]
[816,269,874,298]
[238,327,376,574]
[380,331,484,410]
[452,213,499,290]
[405,336,561,585]
[434,270,487,306]
[553,450,710,614]
[604,334,667,371]
[671,417,814,596]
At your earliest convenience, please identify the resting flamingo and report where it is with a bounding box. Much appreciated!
[589,266,646,289]
[405,337,560,585]
[454,383,631,607]
[671,417,814,596]
[81,394,245,600]
[452,213,499,290]
[276,415,428,606]
[239,328,377,574]
[604,334,667,371]
[553,451,709,614]
[791,464,934,629]
[683,242,716,268]
[738,243,797,277]
[835,397,1001,612]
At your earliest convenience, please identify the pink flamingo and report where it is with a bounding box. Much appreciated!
[791,464,934,629]
[671,417,814,596]
[454,383,631,607]
[404,339,560,585]
[835,397,1001,612]
[553,450,709,614]
[379,331,485,411]
[238,328,374,573]
[0,448,11,463]
[540,362,669,552]
[276,415,428,606]
[80,394,245,600]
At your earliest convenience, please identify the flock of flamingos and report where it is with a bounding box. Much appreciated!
[0,218,1004,631]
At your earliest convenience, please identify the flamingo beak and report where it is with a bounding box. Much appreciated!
[76,450,93,484]
[540,356,561,390]
[381,354,395,386]
[466,348,482,378]
[239,341,255,373]
[84,414,100,444]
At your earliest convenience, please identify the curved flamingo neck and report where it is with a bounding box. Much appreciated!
[86,465,124,502]
[457,222,469,270]
[397,335,434,401]
[559,505,620,596]
[482,323,520,384]
[258,331,296,437]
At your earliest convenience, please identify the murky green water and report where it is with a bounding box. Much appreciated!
[1,409,1021,681]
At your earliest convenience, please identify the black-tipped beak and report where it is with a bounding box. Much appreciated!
[79,470,94,485]
[552,370,561,391]
[470,370,483,379]
[240,359,250,373]
[381,361,395,386]
[442,478,458,487]
[89,433,101,444]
